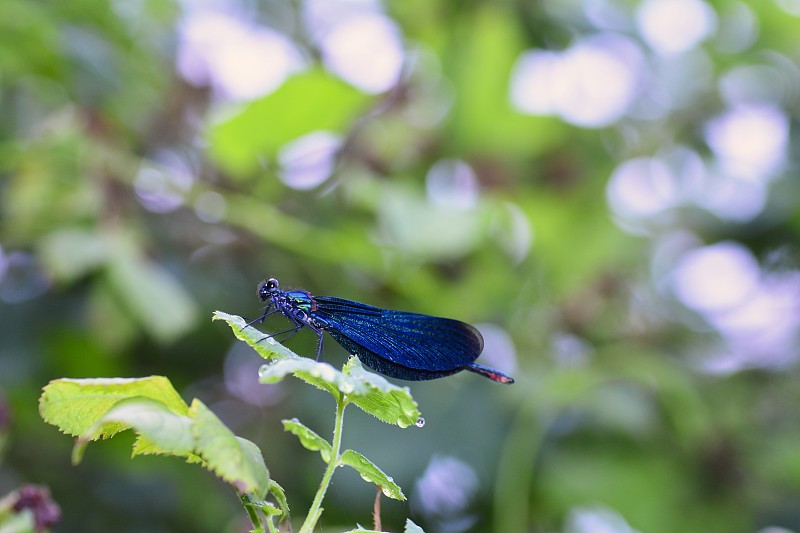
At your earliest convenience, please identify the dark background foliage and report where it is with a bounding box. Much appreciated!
[1,1,799,532]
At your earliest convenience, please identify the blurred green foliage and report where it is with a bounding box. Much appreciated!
[1,1,800,533]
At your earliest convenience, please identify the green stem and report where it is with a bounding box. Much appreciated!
[265,513,278,533]
[298,395,348,533]
[241,493,265,533]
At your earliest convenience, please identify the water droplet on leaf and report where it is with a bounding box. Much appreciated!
[415,417,425,428]
[258,362,277,378]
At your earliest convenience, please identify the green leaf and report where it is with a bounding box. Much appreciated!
[41,378,269,498]
[404,519,426,533]
[213,311,301,360]
[208,69,370,176]
[105,234,198,344]
[258,357,421,428]
[282,418,332,463]
[87,282,139,351]
[340,449,405,501]
[268,481,290,522]
[258,357,345,397]
[39,376,189,438]
[39,227,108,283]
[343,358,421,428]
[190,399,270,498]
[256,500,282,517]
[73,397,197,464]
[0,508,37,533]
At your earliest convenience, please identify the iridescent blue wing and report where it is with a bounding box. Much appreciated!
[313,296,483,373]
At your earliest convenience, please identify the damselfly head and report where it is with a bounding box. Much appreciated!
[257,277,281,301]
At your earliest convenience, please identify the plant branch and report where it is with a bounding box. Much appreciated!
[241,493,266,533]
[373,486,382,531]
[298,394,348,533]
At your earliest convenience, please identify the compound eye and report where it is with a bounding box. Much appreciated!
[266,278,279,291]
[257,281,268,301]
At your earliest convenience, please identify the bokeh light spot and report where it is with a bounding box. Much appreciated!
[671,241,759,314]
[413,455,478,532]
[426,159,479,210]
[320,13,404,94]
[177,9,304,101]
[606,147,706,226]
[637,0,717,56]
[475,323,518,376]
[510,34,643,127]
[278,131,341,190]
[705,104,788,181]
[715,2,758,54]
[194,191,227,223]
[0,252,50,304]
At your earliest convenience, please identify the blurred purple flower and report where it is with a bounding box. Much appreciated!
[11,485,61,532]
[412,455,478,533]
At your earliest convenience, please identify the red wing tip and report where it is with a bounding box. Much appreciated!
[468,364,515,384]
